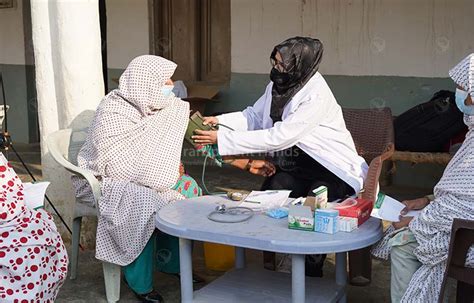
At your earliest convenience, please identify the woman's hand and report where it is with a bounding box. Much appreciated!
[202,116,219,127]
[192,130,218,145]
[248,160,276,177]
[400,197,430,216]
[392,216,414,230]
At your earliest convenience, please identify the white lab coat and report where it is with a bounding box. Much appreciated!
[217,72,368,194]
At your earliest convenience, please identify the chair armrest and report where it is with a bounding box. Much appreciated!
[452,218,474,232]
[360,143,395,202]
[380,143,395,161]
[47,139,101,210]
[447,218,474,270]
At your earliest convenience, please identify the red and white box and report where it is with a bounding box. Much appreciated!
[333,198,373,226]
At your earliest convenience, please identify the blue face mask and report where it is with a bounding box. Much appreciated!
[455,88,474,115]
[161,85,174,98]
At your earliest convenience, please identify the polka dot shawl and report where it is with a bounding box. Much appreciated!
[449,53,474,97]
[73,55,189,266]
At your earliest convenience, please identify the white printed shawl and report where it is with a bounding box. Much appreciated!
[373,54,474,302]
[0,153,68,302]
[73,55,189,266]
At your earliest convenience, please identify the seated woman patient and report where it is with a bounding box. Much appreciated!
[193,37,368,276]
[372,53,474,303]
[73,55,275,303]
[0,153,68,302]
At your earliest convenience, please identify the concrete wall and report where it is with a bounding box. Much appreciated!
[0,0,25,65]
[106,0,149,69]
[231,0,474,77]
[0,0,36,143]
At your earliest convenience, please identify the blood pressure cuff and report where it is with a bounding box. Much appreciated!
[185,111,216,147]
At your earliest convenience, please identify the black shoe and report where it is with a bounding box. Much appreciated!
[123,277,164,303]
[134,290,164,303]
[305,254,326,277]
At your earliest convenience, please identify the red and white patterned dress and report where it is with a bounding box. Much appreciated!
[0,153,68,302]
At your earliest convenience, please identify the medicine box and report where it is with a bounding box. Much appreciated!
[338,216,358,232]
[288,205,314,231]
[312,186,328,209]
[314,209,339,234]
[334,198,372,226]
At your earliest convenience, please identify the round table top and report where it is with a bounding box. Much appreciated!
[156,195,383,254]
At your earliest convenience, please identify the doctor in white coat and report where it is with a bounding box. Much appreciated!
[193,37,368,276]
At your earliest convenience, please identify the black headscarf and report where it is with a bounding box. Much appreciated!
[269,37,323,123]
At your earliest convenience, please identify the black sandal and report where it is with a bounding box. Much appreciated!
[123,277,164,303]
[134,290,164,303]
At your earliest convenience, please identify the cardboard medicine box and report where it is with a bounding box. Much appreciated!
[314,209,339,234]
[333,198,372,226]
[338,216,358,232]
[288,205,314,231]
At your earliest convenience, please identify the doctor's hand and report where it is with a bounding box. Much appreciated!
[248,160,276,177]
[192,130,218,145]
[202,116,219,127]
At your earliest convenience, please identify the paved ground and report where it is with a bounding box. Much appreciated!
[7,144,454,303]
[56,245,395,303]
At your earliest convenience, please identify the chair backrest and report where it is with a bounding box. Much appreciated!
[47,129,87,167]
[47,129,101,205]
[342,107,394,164]
[438,218,474,302]
[342,107,395,202]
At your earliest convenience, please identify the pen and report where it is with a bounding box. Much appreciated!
[250,190,279,197]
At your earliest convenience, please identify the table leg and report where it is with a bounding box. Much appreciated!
[291,254,305,303]
[235,247,246,269]
[336,252,347,303]
[179,238,193,303]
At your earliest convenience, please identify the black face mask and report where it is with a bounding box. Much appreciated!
[269,37,323,123]
[270,68,290,86]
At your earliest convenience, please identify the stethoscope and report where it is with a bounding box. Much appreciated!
[207,204,254,223]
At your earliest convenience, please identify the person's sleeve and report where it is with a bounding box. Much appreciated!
[217,95,325,156]
[217,83,271,131]
[216,111,248,131]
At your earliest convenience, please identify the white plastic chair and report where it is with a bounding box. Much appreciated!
[47,129,121,303]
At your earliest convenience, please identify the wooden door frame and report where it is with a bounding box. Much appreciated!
[147,0,230,84]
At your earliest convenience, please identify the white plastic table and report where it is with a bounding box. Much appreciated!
[156,195,383,303]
